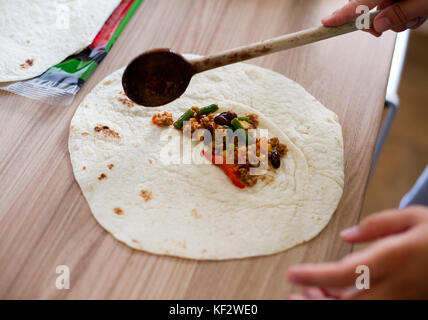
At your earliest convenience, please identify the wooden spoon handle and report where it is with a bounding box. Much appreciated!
[191,11,379,73]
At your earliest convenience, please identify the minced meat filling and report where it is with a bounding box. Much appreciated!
[152,104,288,188]
[238,166,258,187]
[247,113,259,128]
[152,111,174,126]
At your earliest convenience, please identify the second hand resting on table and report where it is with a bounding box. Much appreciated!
[287,0,428,300]
[288,206,428,299]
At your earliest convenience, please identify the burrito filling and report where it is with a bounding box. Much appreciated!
[152,104,288,188]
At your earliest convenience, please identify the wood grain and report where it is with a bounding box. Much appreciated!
[0,0,395,299]
[192,11,380,72]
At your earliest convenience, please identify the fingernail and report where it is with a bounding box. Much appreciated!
[322,10,337,22]
[340,226,359,238]
[374,17,391,33]
[322,13,334,21]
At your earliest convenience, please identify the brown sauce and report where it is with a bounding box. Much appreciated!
[122,49,194,106]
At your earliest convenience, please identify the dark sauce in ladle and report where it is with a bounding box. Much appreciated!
[122,49,195,107]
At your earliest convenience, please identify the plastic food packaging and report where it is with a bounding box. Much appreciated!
[0,0,143,106]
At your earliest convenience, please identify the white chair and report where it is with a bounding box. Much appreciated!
[399,166,428,208]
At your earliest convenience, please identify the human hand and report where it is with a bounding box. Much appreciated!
[322,0,428,36]
[287,206,428,299]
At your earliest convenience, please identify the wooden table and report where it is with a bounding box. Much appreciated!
[0,0,396,299]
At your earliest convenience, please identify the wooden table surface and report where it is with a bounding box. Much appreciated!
[0,0,396,299]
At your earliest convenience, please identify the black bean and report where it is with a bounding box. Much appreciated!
[270,151,281,169]
[214,115,229,126]
[221,111,237,120]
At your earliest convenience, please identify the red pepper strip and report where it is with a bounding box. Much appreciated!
[202,150,246,189]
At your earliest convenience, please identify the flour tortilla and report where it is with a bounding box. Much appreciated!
[0,0,120,82]
[69,57,344,260]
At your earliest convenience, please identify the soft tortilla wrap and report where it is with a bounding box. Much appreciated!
[69,58,344,260]
[0,0,120,82]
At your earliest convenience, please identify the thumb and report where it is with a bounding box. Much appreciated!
[374,1,428,33]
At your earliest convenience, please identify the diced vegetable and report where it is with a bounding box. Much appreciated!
[173,109,195,129]
[197,104,219,116]
[230,118,243,130]
[230,118,253,144]
[240,120,251,130]
[237,116,249,122]
[202,150,245,189]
